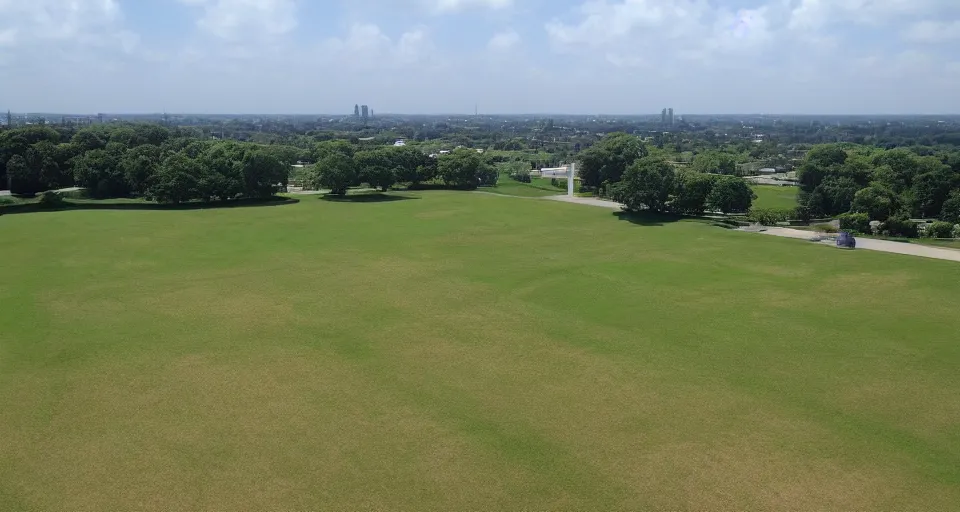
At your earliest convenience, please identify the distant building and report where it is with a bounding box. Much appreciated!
[668,108,674,126]
[361,105,369,120]
[394,140,406,147]
[354,104,360,117]
[661,108,667,124]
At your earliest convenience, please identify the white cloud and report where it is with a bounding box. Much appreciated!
[427,0,513,12]
[0,0,126,45]
[319,24,434,69]
[902,20,960,42]
[788,0,960,30]
[488,30,520,51]
[177,0,298,40]
[546,0,782,67]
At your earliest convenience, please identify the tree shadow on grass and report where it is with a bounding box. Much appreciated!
[320,193,420,203]
[0,196,299,216]
[613,210,685,227]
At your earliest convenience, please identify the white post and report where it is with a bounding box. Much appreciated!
[567,163,575,197]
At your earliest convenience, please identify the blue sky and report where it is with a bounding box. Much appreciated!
[1,0,959,114]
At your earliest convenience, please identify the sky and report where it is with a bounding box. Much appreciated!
[1,0,959,115]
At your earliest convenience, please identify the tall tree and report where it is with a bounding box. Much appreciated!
[706,175,755,214]
[311,153,357,196]
[437,149,487,189]
[148,153,201,204]
[611,157,676,213]
[577,133,648,188]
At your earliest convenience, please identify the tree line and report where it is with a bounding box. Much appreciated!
[796,144,960,235]
[1,124,501,203]
[0,125,292,204]
[578,132,755,214]
[304,143,496,195]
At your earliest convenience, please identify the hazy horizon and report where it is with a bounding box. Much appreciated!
[3,1,960,115]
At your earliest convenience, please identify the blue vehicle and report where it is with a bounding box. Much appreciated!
[837,231,856,249]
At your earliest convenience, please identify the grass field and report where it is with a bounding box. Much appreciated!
[489,174,567,197]
[752,185,799,210]
[2,192,959,510]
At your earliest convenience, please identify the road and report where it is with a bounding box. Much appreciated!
[744,227,960,263]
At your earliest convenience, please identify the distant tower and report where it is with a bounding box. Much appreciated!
[668,108,674,127]
[98,113,104,124]
[661,108,667,124]
[6,110,11,128]
[361,105,369,120]
[354,104,360,117]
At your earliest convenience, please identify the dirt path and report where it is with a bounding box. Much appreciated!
[745,227,960,263]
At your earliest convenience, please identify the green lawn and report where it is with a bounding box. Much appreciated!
[488,174,567,197]
[752,184,799,210]
[2,192,959,510]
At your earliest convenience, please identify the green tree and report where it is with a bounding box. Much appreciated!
[910,161,956,218]
[71,129,107,152]
[197,143,244,200]
[797,144,848,194]
[807,176,860,216]
[355,149,393,191]
[706,175,755,214]
[5,155,40,195]
[437,149,486,189]
[148,154,201,204]
[673,171,716,215]
[941,193,960,224]
[121,145,162,196]
[390,146,430,184]
[312,153,357,195]
[241,150,286,198]
[691,151,737,175]
[577,133,648,188]
[611,157,676,213]
[314,140,356,161]
[872,148,919,192]
[851,184,898,221]
[73,149,126,198]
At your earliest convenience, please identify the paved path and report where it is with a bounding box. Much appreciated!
[544,195,624,209]
[538,194,960,263]
[745,227,960,263]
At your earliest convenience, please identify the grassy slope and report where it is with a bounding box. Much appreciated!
[488,174,567,197]
[752,185,799,210]
[1,192,959,511]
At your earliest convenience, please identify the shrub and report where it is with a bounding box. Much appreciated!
[954,224,960,239]
[793,204,814,222]
[837,212,871,234]
[38,190,66,209]
[747,207,793,225]
[924,221,955,239]
[812,222,838,234]
[880,214,919,238]
[510,170,531,183]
